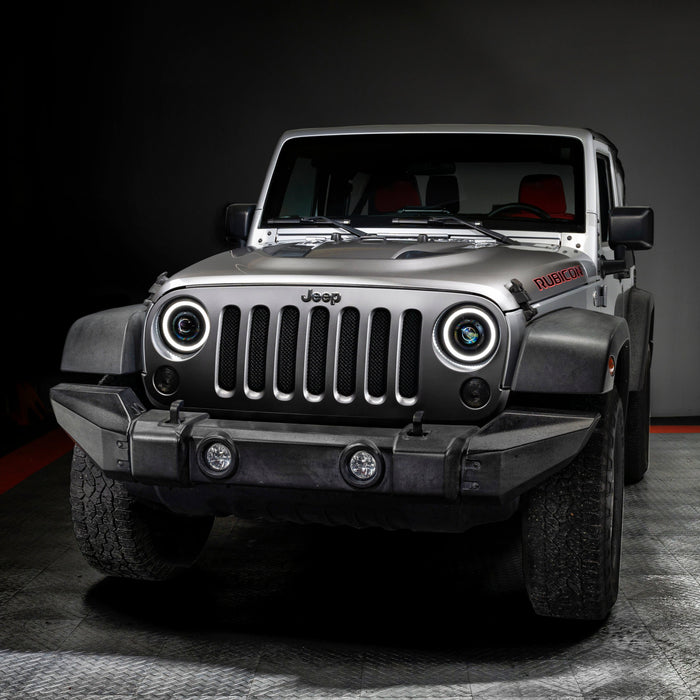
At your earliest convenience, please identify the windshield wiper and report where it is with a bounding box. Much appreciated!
[392,214,518,245]
[430,216,518,245]
[267,215,367,239]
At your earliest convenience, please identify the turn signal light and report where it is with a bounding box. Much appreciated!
[460,377,491,409]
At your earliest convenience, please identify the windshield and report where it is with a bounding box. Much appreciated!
[263,133,585,233]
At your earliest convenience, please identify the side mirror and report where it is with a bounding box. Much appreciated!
[224,203,256,247]
[609,207,653,250]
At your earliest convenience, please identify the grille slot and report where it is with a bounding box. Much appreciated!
[276,306,300,394]
[367,308,391,398]
[306,307,330,395]
[336,307,360,397]
[218,306,241,391]
[398,309,422,399]
[247,306,270,393]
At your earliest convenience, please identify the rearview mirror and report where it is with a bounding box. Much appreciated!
[224,203,256,247]
[609,207,653,250]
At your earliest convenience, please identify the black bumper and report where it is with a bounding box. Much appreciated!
[51,383,598,530]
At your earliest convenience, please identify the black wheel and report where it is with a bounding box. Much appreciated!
[70,445,213,580]
[624,352,651,484]
[522,389,624,620]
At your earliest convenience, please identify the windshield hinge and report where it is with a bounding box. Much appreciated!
[593,284,607,308]
[508,278,538,321]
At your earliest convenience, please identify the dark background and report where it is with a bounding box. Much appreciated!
[9,1,700,446]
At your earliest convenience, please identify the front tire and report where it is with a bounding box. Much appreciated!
[70,446,213,580]
[522,390,624,620]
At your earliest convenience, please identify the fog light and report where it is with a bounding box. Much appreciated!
[340,442,384,488]
[205,442,232,472]
[154,365,179,395]
[197,436,237,479]
[349,450,377,480]
[460,377,491,409]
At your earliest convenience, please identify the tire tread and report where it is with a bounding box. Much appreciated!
[523,391,624,620]
[70,445,211,580]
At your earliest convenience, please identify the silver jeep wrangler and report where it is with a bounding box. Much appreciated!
[52,125,654,620]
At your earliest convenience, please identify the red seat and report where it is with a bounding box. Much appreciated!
[518,174,574,220]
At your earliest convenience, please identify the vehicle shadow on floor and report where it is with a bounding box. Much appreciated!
[84,514,603,653]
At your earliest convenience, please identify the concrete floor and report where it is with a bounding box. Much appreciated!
[0,434,698,699]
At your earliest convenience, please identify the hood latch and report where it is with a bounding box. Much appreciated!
[508,278,538,322]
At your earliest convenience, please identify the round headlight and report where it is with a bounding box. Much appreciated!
[439,306,498,364]
[160,299,210,353]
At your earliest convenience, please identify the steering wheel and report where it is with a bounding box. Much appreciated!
[487,203,552,220]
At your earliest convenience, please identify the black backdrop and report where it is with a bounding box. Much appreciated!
[12,1,700,417]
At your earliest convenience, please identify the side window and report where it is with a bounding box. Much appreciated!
[597,155,613,243]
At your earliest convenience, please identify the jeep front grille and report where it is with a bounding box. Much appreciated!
[217,303,422,404]
[146,286,513,423]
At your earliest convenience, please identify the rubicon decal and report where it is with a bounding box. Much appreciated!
[301,289,342,304]
[533,265,585,291]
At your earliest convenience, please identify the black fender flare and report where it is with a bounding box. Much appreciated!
[511,308,630,396]
[61,304,147,374]
[617,287,654,392]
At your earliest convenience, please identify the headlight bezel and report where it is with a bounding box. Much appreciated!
[159,298,211,355]
[435,304,500,367]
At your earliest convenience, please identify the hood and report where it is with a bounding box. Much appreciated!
[158,240,593,312]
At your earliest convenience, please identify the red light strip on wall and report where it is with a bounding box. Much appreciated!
[0,429,74,495]
[650,425,700,433]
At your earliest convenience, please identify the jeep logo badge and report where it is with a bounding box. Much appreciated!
[301,289,341,305]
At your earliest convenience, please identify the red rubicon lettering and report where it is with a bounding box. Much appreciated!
[533,265,584,291]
